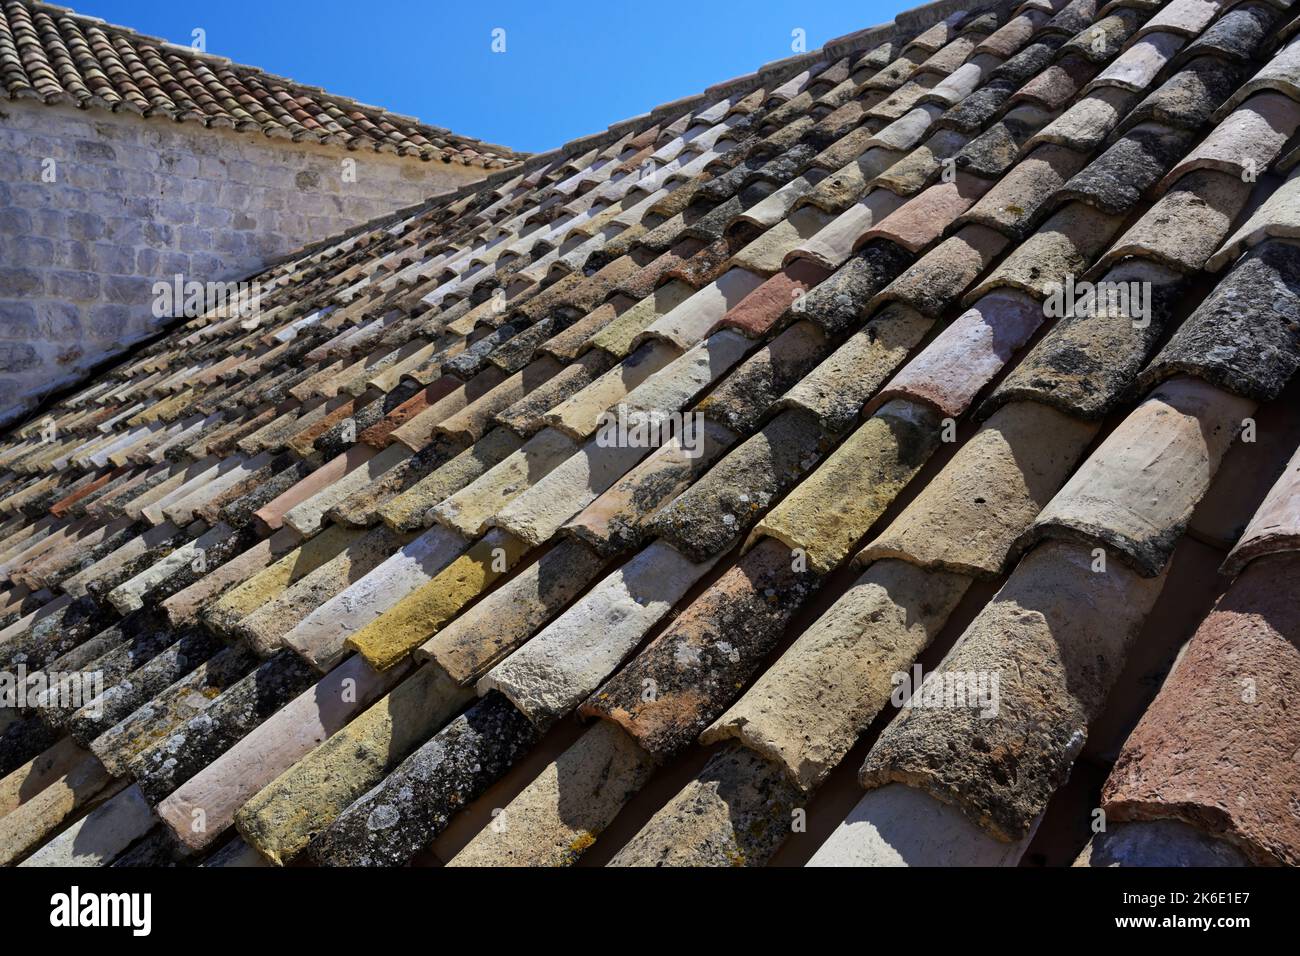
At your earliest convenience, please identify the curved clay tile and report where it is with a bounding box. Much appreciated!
[1018,376,1256,575]
[1093,169,1251,273]
[1159,92,1300,191]
[1141,241,1300,400]
[1222,443,1300,575]
[1102,554,1300,865]
[860,539,1167,841]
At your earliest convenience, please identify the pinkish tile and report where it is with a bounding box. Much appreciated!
[866,289,1043,418]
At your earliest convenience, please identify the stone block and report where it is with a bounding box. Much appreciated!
[103,274,150,307]
[0,341,40,373]
[0,301,37,338]
[89,242,134,274]
[158,151,200,177]
[87,304,130,339]
[8,236,53,267]
[0,208,33,234]
[48,270,99,301]
[72,139,116,162]
[54,239,91,270]
[36,300,81,337]
[0,268,42,297]
[196,206,233,229]
[65,210,106,241]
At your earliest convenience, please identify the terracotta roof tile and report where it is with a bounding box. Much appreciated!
[1017,376,1255,575]
[0,1,521,167]
[860,539,1167,841]
[1101,553,1300,865]
[1140,241,1300,399]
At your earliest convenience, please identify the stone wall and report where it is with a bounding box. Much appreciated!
[0,99,495,426]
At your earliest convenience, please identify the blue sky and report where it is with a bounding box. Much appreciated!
[73,0,906,153]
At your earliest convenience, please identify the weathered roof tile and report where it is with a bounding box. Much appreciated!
[1101,554,1300,865]
[479,541,718,728]
[1139,241,1300,401]
[1018,377,1256,575]
[580,537,820,761]
[751,400,943,572]
[958,144,1091,237]
[1161,92,1300,188]
[858,402,1099,576]
[1208,168,1300,269]
[1051,123,1198,215]
[1221,442,1300,574]
[980,259,1189,419]
[867,290,1044,417]
[1094,170,1253,273]
[705,559,970,793]
[873,224,1009,316]
[860,540,1166,841]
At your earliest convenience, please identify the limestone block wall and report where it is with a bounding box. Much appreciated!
[0,99,495,425]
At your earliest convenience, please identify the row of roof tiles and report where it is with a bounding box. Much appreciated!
[0,0,520,165]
